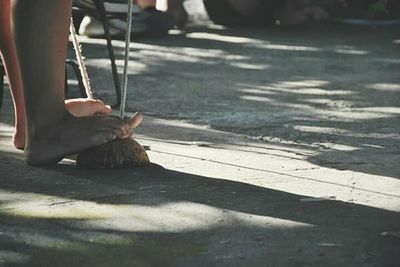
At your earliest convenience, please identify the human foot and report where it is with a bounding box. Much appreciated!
[25,112,143,166]
[13,98,112,150]
[65,98,112,117]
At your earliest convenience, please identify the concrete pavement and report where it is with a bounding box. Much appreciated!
[0,3,399,266]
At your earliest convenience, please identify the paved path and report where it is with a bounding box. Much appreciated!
[0,4,399,266]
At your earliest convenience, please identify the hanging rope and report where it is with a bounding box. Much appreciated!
[69,0,133,118]
[69,17,93,99]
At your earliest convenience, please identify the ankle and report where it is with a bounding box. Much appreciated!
[26,109,72,140]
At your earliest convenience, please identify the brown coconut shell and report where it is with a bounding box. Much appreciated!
[76,137,150,169]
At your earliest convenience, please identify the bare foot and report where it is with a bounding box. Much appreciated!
[25,112,143,166]
[13,98,112,150]
[65,98,112,117]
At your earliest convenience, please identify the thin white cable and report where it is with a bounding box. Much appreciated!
[120,0,134,119]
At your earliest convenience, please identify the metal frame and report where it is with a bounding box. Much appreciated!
[0,62,4,111]
[65,59,88,99]
[0,60,88,111]
[72,0,122,107]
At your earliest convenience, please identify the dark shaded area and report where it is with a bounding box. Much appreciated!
[0,152,399,267]
[203,0,283,26]
[202,0,400,24]
[1,11,399,266]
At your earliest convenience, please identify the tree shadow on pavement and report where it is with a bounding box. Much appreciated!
[0,152,399,267]
[1,22,399,267]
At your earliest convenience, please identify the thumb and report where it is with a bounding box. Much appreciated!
[126,112,143,130]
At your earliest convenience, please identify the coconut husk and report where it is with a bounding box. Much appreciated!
[76,137,150,169]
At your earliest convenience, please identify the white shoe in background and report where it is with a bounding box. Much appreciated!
[77,3,174,37]
[79,16,123,37]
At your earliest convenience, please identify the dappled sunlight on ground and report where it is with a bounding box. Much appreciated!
[1,17,399,266]
[0,150,398,266]
[366,83,400,92]
[0,189,313,232]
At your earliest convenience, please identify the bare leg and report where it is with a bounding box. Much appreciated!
[0,0,26,149]
[11,0,138,166]
[1,1,114,150]
[165,0,188,28]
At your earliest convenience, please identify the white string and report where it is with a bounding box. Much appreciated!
[69,18,93,99]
